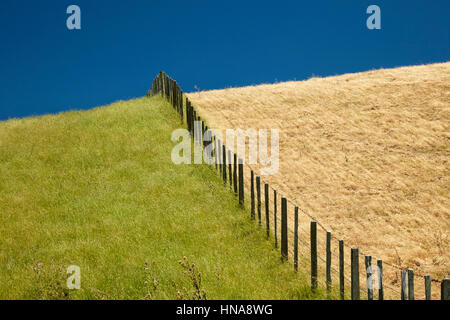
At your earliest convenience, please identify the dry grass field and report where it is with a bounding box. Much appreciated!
[187,62,450,299]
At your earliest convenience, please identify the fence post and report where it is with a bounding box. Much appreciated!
[256,176,261,226]
[204,126,210,163]
[377,260,383,300]
[233,153,237,195]
[326,231,332,293]
[294,207,298,272]
[160,72,163,96]
[173,81,177,111]
[339,240,344,300]
[442,279,450,300]
[161,72,165,97]
[201,121,205,147]
[161,72,164,97]
[166,75,169,99]
[265,183,269,238]
[191,105,195,135]
[214,137,217,169]
[351,248,360,300]
[251,171,255,220]
[193,111,197,142]
[424,275,431,300]
[160,71,163,97]
[365,255,373,300]
[189,103,192,124]
[186,101,191,132]
[218,139,222,174]
[197,117,201,143]
[179,89,183,122]
[222,145,227,185]
[195,117,201,145]
[274,190,278,249]
[228,150,232,187]
[281,197,288,261]
[189,105,193,133]
[238,158,244,207]
[311,221,318,290]
[408,268,414,300]
[401,270,407,300]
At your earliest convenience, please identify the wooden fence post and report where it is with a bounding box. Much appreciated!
[294,207,298,272]
[228,150,232,187]
[233,153,237,195]
[265,183,269,238]
[201,121,205,147]
[166,75,169,99]
[339,240,344,300]
[238,158,244,207]
[190,105,195,135]
[218,139,222,174]
[251,171,255,220]
[377,260,383,300]
[281,197,288,261]
[197,117,201,145]
[424,275,431,300]
[408,268,414,300]
[188,103,191,132]
[311,221,318,290]
[160,72,164,97]
[351,248,360,300]
[193,111,197,142]
[326,231,332,293]
[204,126,210,163]
[365,255,373,300]
[442,278,450,300]
[214,137,217,169]
[401,270,407,300]
[160,72,163,96]
[186,101,191,132]
[199,120,203,147]
[222,145,227,185]
[160,72,163,97]
[173,81,177,111]
[256,176,261,226]
[192,109,195,142]
[274,190,277,249]
[178,86,181,116]
[161,72,164,97]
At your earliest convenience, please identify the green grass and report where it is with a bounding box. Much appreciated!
[0,96,329,299]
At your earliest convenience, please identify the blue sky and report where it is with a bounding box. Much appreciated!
[0,0,449,120]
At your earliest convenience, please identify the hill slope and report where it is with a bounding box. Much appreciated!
[187,62,450,298]
[0,96,321,299]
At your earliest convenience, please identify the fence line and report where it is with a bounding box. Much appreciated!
[147,71,449,300]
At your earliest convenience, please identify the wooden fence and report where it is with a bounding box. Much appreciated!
[147,71,450,300]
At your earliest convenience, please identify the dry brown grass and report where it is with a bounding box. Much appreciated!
[187,62,450,299]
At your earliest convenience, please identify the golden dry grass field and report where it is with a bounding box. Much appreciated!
[187,62,450,299]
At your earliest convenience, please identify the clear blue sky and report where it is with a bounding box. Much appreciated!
[0,0,449,120]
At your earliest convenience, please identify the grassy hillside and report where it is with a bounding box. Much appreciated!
[0,96,325,299]
[187,62,450,299]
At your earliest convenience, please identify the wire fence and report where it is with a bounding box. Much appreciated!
[147,71,449,301]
